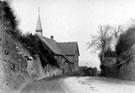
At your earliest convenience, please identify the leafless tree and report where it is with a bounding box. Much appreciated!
[113,25,124,38]
[88,25,113,62]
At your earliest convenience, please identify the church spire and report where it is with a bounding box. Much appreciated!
[36,8,42,36]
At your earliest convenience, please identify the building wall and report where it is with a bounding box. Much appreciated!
[66,56,74,62]
[63,62,69,75]
[43,64,62,77]
[68,63,73,75]
[66,55,75,74]
[74,60,79,74]
[73,51,79,74]
[56,56,70,75]
[66,54,79,75]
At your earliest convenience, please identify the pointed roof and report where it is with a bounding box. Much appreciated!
[36,35,72,63]
[58,42,80,56]
[36,8,42,31]
[37,36,63,55]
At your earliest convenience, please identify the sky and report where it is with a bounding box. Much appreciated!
[10,0,135,70]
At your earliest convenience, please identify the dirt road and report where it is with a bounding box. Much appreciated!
[20,76,135,93]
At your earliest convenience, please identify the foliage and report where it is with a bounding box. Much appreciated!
[116,27,135,56]
[0,1,21,38]
[19,34,59,67]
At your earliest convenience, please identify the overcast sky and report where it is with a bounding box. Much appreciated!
[10,0,135,70]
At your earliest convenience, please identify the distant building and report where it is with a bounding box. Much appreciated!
[79,66,87,76]
[79,66,98,76]
[87,67,98,76]
[35,9,79,76]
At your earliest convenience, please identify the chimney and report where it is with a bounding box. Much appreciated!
[50,35,54,40]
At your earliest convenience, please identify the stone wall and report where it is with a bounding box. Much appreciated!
[26,54,45,80]
[43,64,62,77]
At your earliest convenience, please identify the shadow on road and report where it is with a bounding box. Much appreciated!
[21,76,65,93]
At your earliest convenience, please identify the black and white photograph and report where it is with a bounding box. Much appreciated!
[0,0,135,93]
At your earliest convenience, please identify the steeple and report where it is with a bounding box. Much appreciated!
[36,8,42,36]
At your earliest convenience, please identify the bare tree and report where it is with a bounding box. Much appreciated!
[88,25,113,62]
[113,25,124,38]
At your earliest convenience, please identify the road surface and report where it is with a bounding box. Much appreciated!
[20,76,135,93]
[21,77,65,93]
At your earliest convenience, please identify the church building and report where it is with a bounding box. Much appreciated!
[35,9,80,75]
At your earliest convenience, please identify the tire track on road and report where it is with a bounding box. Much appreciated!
[59,78,70,93]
